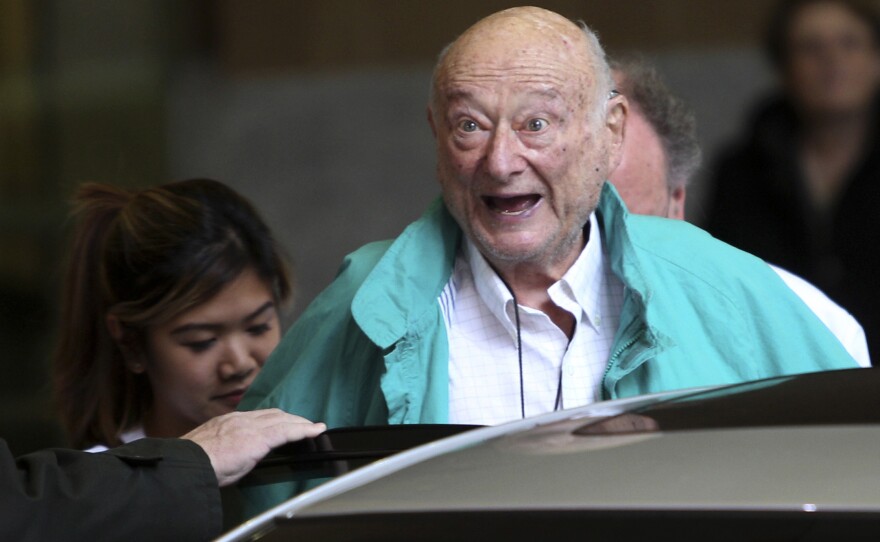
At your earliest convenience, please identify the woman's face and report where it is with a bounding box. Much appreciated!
[785,1,880,116]
[138,267,281,437]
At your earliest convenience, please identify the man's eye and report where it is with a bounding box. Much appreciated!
[459,119,478,132]
[526,118,548,132]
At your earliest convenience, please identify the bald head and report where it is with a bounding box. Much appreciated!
[431,7,613,120]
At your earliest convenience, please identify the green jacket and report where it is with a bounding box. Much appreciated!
[239,184,856,513]
[243,184,855,422]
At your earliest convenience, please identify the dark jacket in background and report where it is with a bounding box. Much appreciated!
[1,437,221,541]
[706,95,880,361]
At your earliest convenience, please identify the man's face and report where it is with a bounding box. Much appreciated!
[429,9,625,272]
[609,103,685,220]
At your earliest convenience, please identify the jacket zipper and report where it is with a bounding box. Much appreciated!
[602,332,641,401]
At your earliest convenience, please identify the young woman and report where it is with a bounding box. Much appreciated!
[52,178,293,451]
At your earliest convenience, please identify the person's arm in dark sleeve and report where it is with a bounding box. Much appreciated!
[0,409,325,542]
[0,437,221,542]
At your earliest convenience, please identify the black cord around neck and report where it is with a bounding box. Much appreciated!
[502,280,563,419]
[507,287,526,419]
[496,222,587,419]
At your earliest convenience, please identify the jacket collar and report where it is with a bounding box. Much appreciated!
[352,183,671,358]
[351,198,461,349]
[598,182,674,369]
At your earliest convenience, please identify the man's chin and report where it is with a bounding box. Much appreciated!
[471,232,547,266]
[469,221,587,274]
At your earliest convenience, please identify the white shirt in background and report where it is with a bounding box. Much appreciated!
[770,265,870,368]
[84,425,146,453]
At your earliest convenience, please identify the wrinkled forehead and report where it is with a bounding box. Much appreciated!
[435,9,596,103]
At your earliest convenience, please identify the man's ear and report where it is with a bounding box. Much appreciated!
[605,94,628,173]
[106,315,145,374]
[667,186,687,221]
[427,105,438,138]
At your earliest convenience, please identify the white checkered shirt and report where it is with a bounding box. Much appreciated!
[440,213,625,425]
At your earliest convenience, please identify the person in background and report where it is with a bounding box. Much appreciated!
[606,59,696,222]
[705,0,880,357]
[609,56,870,366]
[53,178,295,450]
[2,408,325,541]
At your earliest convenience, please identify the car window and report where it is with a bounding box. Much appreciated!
[575,368,879,435]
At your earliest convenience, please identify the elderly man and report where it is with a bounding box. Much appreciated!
[239,6,858,514]
[243,7,855,437]
[608,57,869,367]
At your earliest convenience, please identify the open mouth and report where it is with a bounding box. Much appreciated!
[484,194,541,216]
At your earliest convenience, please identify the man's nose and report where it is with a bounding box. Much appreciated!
[218,340,257,380]
[485,127,526,180]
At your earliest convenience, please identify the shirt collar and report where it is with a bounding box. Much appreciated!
[465,212,606,338]
[562,212,606,331]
